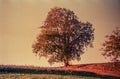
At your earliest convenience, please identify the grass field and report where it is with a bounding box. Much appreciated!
[0,63,119,79]
[0,73,102,79]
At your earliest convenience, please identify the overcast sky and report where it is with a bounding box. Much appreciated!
[0,0,120,67]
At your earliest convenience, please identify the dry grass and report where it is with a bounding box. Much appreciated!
[0,73,102,79]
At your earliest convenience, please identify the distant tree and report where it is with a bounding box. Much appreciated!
[101,27,120,62]
[32,7,94,66]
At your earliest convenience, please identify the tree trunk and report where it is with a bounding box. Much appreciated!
[63,56,69,67]
[64,60,69,67]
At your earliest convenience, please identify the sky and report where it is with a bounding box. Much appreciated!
[0,0,120,67]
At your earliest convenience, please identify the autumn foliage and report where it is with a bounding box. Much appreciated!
[101,27,120,62]
[32,7,94,66]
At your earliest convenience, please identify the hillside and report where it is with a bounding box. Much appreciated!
[0,62,120,78]
[61,62,120,77]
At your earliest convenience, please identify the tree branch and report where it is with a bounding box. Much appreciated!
[69,34,83,47]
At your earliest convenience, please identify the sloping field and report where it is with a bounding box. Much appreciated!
[0,62,120,79]
[61,62,120,77]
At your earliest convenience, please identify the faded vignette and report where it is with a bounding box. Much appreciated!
[0,0,120,79]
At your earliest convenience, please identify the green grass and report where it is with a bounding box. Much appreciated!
[0,73,102,79]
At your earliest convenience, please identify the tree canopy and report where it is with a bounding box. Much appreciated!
[32,7,94,66]
[101,27,120,62]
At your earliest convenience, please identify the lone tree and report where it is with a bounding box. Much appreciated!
[32,7,94,66]
[101,27,120,62]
